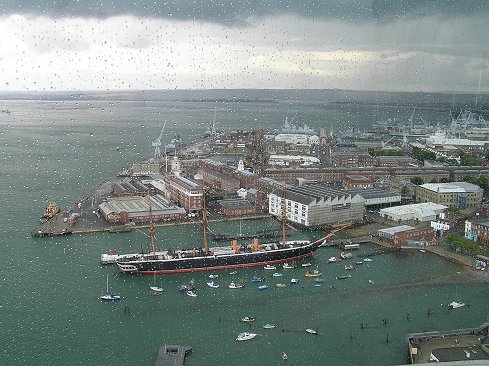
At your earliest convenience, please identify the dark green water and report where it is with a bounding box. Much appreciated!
[1,93,488,365]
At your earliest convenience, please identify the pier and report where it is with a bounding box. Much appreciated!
[154,345,192,366]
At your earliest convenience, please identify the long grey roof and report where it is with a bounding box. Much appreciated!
[274,184,355,205]
[347,188,400,200]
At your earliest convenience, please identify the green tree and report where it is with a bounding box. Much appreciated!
[410,176,424,185]
[460,153,481,166]
[400,185,409,196]
[411,146,436,162]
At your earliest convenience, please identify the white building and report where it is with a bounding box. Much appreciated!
[346,188,401,207]
[268,155,321,167]
[379,202,447,223]
[269,185,365,227]
[274,133,320,146]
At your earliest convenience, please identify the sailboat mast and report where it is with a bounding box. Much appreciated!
[476,53,484,107]
[202,185,209,255]
[281,188,287,245]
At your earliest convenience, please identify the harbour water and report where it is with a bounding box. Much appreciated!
[1,90,489,365]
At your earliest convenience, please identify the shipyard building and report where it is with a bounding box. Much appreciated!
[269,184,365,227]
[164,174,203,213]
[99,194,186,224]
[415,182,483,209]
[379,202,447,223]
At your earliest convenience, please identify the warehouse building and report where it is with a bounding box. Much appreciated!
[99,194,186,224]
[377,225,435,246]
[269,184,365,227]
[379,202,447,223]
[215,198,256,216]
[346,188,401,207]
[415,182,483,209]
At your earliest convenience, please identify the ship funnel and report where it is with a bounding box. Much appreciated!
[231,239,239,253]
[252,238,260,252]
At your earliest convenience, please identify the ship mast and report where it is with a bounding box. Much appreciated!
[281,188,287,245]
[202,185,209,255]
[148,189,156,257]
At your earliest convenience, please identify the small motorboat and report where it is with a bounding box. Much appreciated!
[236,332,257,341]
[149,286,165,293]
[290,278,299,284]
[258,284,269,290]
[264,265,276,270]
[178,280,195,292]
[276,283,287,288]
[99,294,121,301]
[272,272,283,277]
[283,263,295,269]
[263,323,276,329]
[328,257,338,264]
[207,281,219,289]
[314,278,325,284]
[363,258,372,262]
[281,352,288,361]
[336,275,352,280]
[301,262,312,268]
[186,290,198,298]
[306,328,318,335]
[368,280,374,284]
[355,261,363,265]
[251,276,265,283]
[340,252,352,259]
[304,269,322,277]
[228,282,245,289]
[241,316,256,323]
[344,264,355,270]
[448,301,466,309]
[419,249,426,253]
[229,271,238,275]
[208,274,219,279]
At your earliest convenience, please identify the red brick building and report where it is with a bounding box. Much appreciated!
[377,225,435,246]
[342,175,374,189]
[164,174,204,213]
[216,198,256,216]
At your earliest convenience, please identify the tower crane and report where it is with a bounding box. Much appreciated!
[381,136,395,148]
[152,120,167,158]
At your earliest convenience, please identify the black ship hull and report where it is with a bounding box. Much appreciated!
[117,241,320,275]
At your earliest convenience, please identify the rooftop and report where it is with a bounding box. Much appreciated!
[420,182,482,193]
[378,225,416,236]
[380,202,447,217]
[347,188,401,200]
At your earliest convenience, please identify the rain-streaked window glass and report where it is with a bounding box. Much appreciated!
[2,1,489,365]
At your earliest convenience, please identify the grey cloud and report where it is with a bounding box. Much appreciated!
[1,1,489,24]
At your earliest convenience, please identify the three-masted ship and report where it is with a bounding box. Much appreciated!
[116,188,332,275]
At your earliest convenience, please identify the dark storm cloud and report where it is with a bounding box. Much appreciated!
[1,0,488,24]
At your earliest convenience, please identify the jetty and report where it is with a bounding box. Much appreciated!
[358,247,401,257]
[154,345,192,366]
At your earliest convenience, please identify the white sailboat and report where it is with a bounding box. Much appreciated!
[149,273,164,293]
[448,285,465,309]
[99,274,121,301]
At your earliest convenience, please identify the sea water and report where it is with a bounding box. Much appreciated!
[1,90,488,365]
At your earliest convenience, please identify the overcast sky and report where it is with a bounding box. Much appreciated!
[0,1,488,92]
